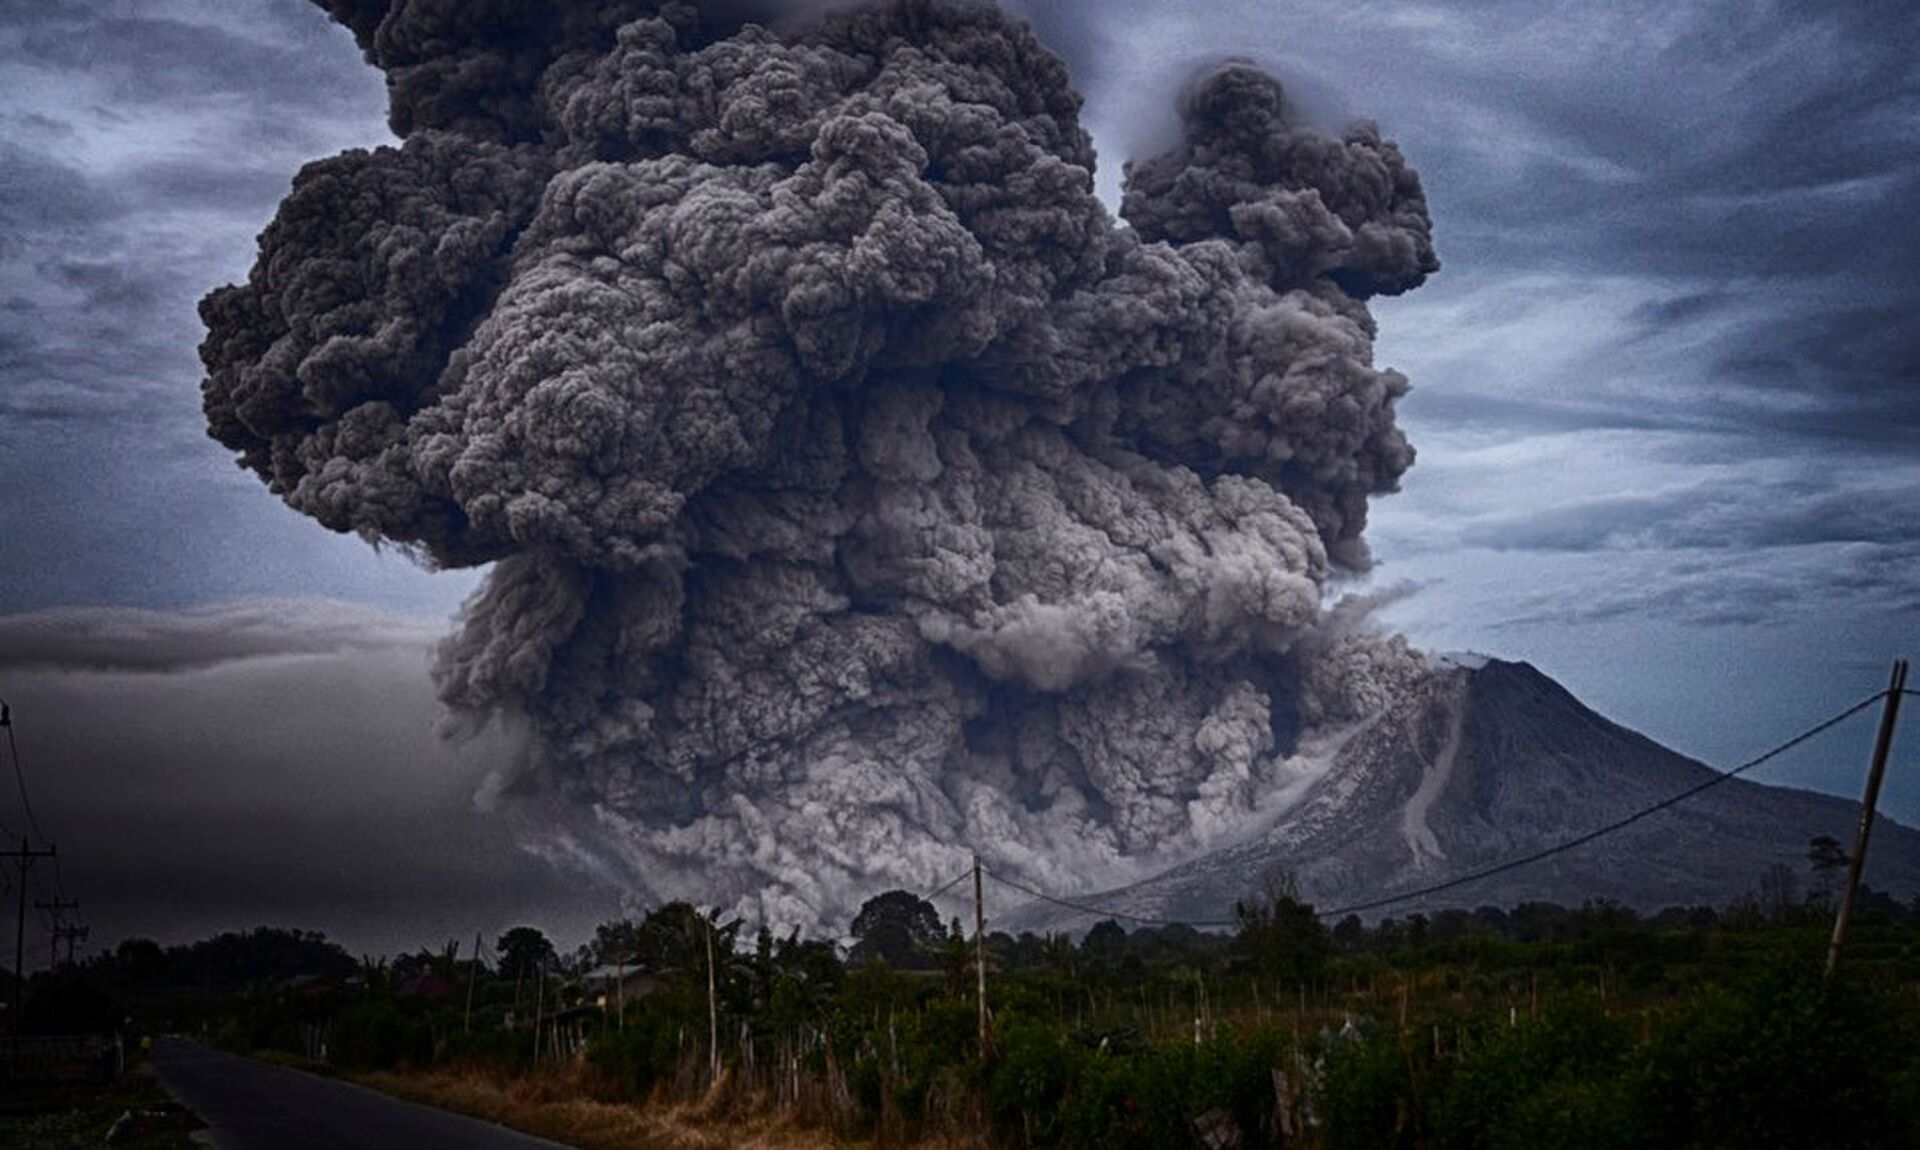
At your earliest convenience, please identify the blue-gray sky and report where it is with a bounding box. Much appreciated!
[0,0,1914,959]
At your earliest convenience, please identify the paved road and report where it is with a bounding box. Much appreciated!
[150,1038,575,1149]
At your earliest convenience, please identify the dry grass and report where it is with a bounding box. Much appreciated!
[352,1063,873,1150]
[0,1063,203,1150]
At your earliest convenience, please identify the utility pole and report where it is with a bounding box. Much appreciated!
[6,838,55,1026]
[532,957,546,1064]
[36,900,78,968]
[464,932,480,1034]
[1827,658,1907,979]
[973,855,989,1059]
[50,923,87,967]
[705,915,720,1085]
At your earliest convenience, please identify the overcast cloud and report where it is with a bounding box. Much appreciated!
[0,0,1914,958]
[0,600,623,959]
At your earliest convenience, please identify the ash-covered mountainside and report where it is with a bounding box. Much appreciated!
[1002,659,1920,931]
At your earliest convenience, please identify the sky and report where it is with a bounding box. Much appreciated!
[0,0,1915,962]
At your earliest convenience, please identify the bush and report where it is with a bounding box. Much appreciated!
[1435,1001,1632,1150]
[1321,962,1920,1150]
[987,1021,1078,1145]
[444,1024,531,1070]
[1637,964,1907,1149]
[330,1000,433,1069]
[1323,1031,1421,1150]
[587,1010,685,1100]
[1060,1044,1197,1149]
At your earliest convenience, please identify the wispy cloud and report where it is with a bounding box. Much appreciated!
[0,599,445,674]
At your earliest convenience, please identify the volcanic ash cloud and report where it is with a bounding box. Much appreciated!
[200,0,1438,928]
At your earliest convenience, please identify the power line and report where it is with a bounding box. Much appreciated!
[1314,687,1891,919]
[29,867,58,934]
[983,867,1236,929]
[977,686,1892,930]
[0,704,68,902]
[0,716,20,844]
[920,867,974,904]
[2,705,54,850]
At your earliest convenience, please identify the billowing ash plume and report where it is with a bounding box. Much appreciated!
[201,0,1437,928]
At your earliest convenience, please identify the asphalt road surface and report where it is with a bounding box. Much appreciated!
[151,1037,575,1149]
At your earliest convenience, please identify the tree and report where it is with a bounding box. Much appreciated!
[1234,871,1330,986]
[496,926,556,983]
[1757,862,1801,924]
[1510,902,1572,943]
[1081,919,1128,967]
[589,918,644,967]
[114,938,166,988]
[392,939,462,984]
[848,890,945,969]
[1808,834,1849,911]
[633,903,728,970]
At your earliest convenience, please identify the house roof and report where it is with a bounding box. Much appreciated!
[396,973,456,997]
[581,963,668,985]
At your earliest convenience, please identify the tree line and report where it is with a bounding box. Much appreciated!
[21,864,1920,1148]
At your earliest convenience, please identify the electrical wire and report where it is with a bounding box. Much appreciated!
[2,712,51,848]
[920,867,974,904]
[1,704,70,904]
[0,713,20,844]
[29,862,58,936]
[974,687,1892,929]
[1313,687,1891,919]
[984,867,1237,929]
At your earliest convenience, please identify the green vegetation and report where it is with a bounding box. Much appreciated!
[19,876,1920,1148]
[0,1065,201,1149]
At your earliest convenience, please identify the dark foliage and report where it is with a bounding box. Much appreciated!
[40,877,1920,1148]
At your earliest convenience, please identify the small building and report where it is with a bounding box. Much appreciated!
[281,973,342,998]
[580,964,669,1013]
[396,972,456,999]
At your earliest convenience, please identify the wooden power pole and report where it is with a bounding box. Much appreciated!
[35,898,78,968]
[463,932,480,1034]
[49,923,87,967]
[6,839,55,1024]
[532,957,546,1063]
[973,855,989,1058]
[615,951,626,1030]
[705,915,721,1085]
[1827,658,1908,979]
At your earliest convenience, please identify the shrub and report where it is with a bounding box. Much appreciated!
[987,1021,1078,1145]
[1637,963,1906,1149]
[1435,1001,1632,1150]
[330,1000,433,1069]
[1322,1031,1422,1150]
[587,1009,685,1100]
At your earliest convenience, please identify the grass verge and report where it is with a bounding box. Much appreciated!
[351,1063,876,1150]
[0,1062,203,1149]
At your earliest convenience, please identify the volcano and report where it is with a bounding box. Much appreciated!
[1002,659,1920,931]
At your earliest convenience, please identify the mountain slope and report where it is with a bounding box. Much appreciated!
[1001,659,1920,932]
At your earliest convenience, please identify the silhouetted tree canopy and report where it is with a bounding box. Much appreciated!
[849,890,945,969]
[495,926,556,982]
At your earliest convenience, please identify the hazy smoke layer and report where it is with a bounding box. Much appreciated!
[201,0,1436,928]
